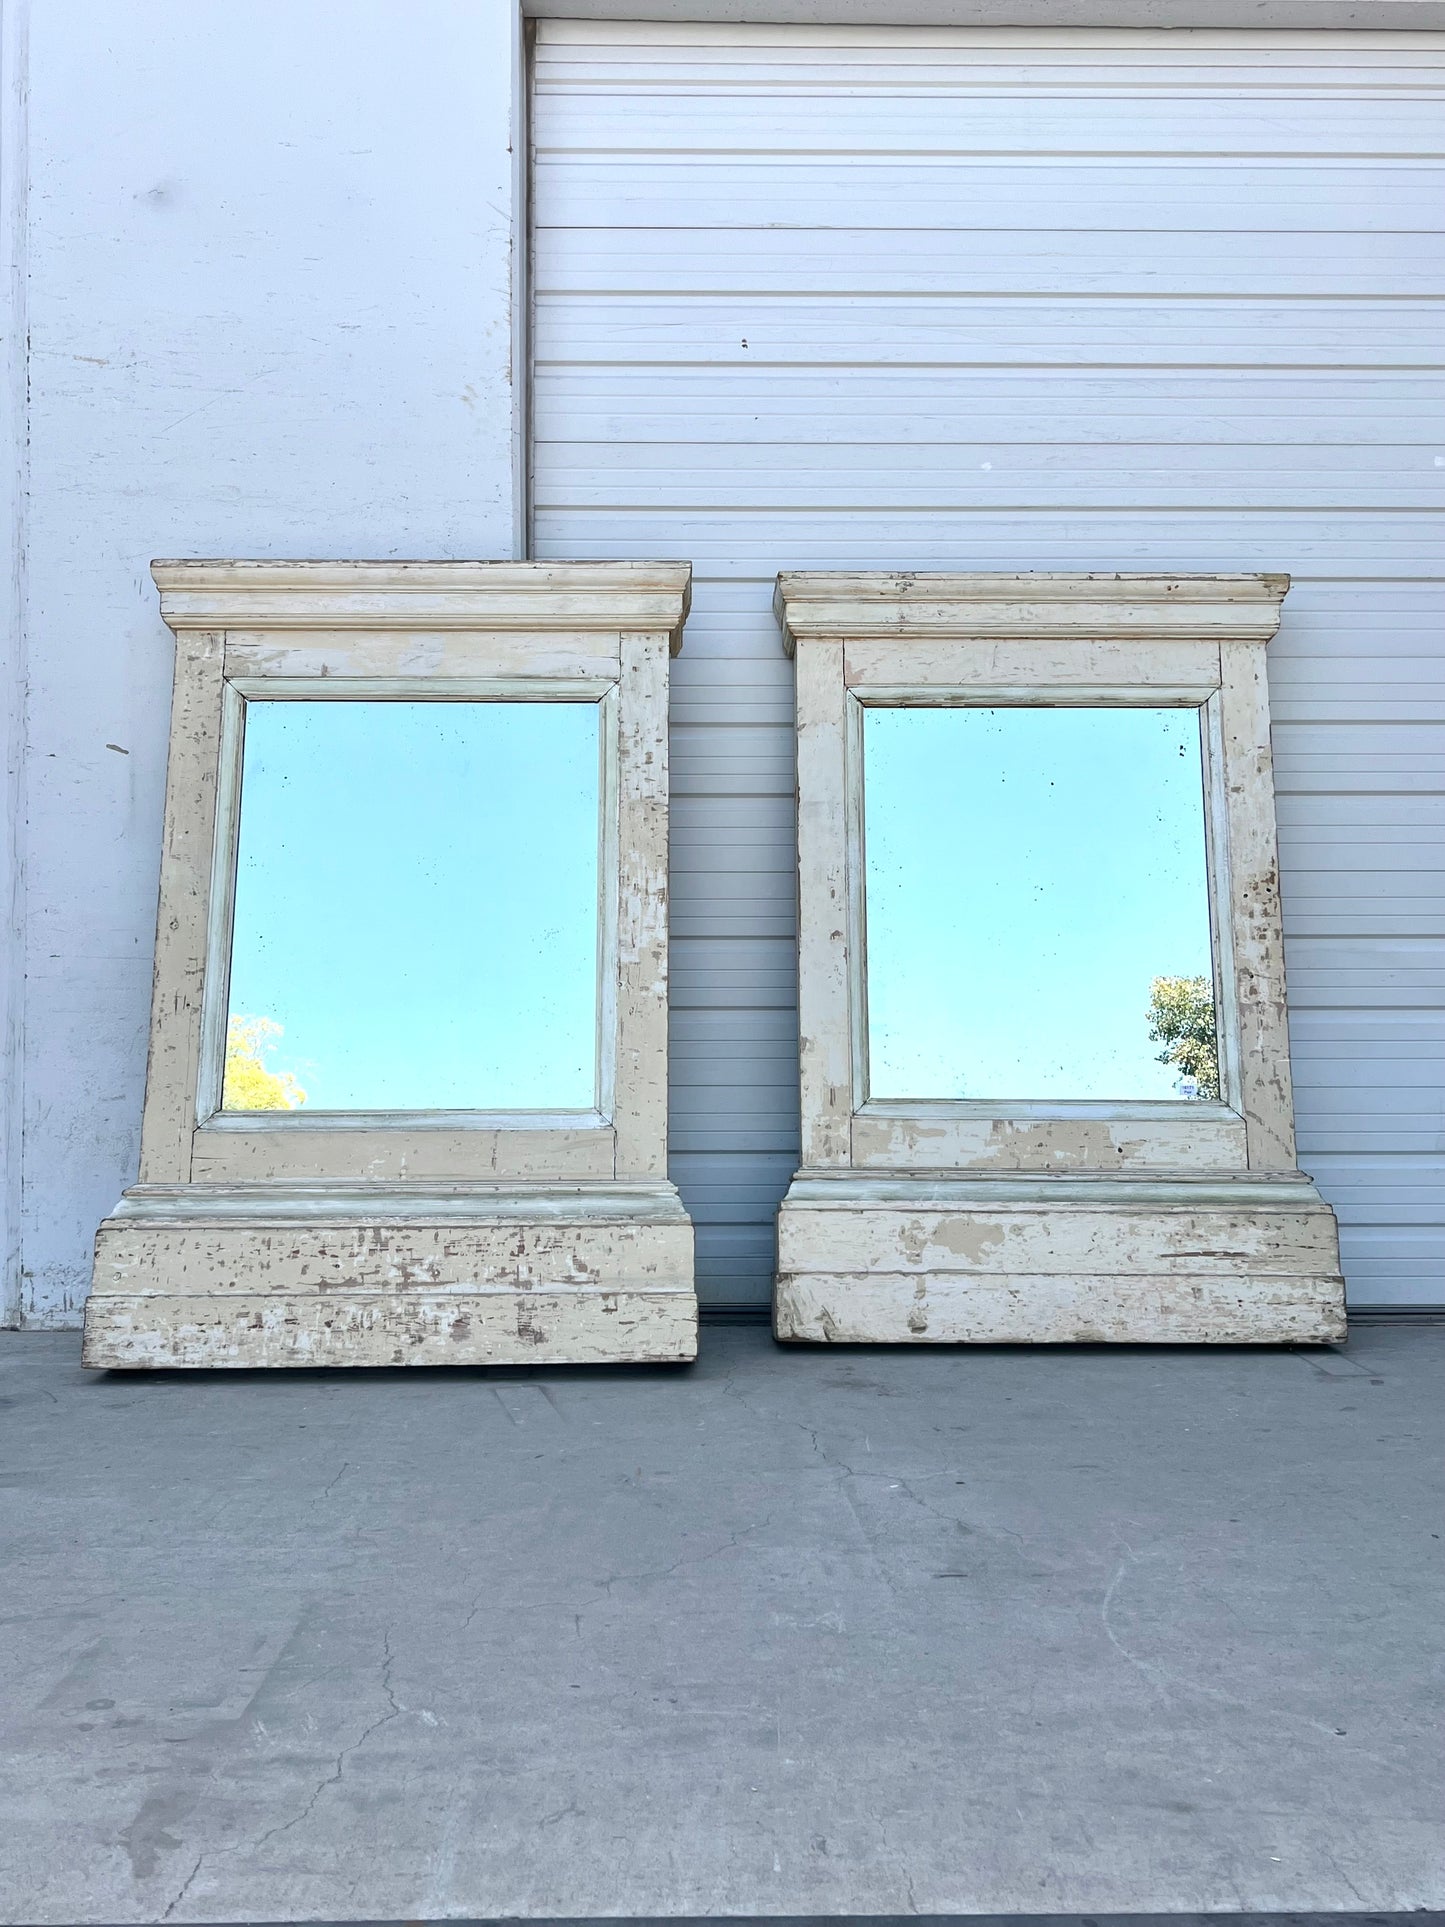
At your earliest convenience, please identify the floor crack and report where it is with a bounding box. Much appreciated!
[160,1852,203,1921]
[595,1517,769,1594]
[252,1627,402,1847]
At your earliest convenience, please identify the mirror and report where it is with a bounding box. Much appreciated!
[223,698,601,1112]
[862,704,1217,1103]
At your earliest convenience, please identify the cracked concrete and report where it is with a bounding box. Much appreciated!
[0,1324,1442,1923]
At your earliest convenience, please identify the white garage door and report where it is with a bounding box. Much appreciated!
[531,23,1445,1309]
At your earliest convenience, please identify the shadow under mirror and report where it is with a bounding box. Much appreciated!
[862,704,1218,1103]
[222,698,601,1113]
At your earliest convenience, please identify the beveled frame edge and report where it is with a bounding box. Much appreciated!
[779,571,1297,1176]
[135,562,689,1190]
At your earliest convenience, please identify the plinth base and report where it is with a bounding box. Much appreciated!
[83,1183,697,1368]
[775,1172,1345,1345]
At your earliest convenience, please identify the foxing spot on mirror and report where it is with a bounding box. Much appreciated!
[222,698,602,1114]
[862,704,1218,1104]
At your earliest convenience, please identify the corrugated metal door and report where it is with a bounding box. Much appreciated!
[531,23,1445,1309]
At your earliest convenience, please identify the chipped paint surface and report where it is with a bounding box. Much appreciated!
[775,1263,1347,1346]
[779,1202,1338,1279]
[95,1221,694,1296]
[83,1283,697,1369]
[851,1113,1249,1170]
[87,1205,698,1367]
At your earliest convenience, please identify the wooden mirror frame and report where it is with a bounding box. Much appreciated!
[775,571,1345,1345]
[83,561,698,1369]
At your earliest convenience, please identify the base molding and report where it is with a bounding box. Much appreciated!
[84,1183,698,1368]
[775,1171,1346,1345]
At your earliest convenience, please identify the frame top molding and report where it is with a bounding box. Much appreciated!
[150,560,694,650]
[774,571,1288,652]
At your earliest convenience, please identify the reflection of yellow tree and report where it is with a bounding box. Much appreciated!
[1148,975,1219,1099]
[224,1016,307,1111]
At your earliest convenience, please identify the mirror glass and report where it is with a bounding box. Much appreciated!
[863,705,1217,1102]
[223,699,600,1112]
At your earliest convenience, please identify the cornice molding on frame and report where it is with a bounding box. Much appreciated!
[773,571,1289,652]
[150,560,694,650]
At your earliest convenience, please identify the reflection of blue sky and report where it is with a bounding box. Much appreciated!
[864,705,1214,1101]
[226,700,600,1110]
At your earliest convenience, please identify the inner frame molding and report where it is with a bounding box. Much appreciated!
[83,560,698,1369]
[773,570,1346,1345]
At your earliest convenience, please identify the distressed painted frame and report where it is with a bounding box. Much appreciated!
[774,572,1346,1344]
[84,561,697,1368]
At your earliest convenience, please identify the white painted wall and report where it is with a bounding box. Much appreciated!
[7,0,521,1325]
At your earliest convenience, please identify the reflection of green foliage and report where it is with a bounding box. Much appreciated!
[1148,975,1219,1099]
[224,1016,306,1111]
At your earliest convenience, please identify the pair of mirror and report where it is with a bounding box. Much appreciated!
[222,699,1215,1117]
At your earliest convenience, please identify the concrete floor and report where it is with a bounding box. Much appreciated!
[0,1323,1441,1925]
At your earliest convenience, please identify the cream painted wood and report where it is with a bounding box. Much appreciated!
[95,1219,697,1293]
[851,1109,1249,1170]
[187,1124,617,1185]
[774,569,1345,1344]
[794,640,854,1166]
[223,633,628,681]
[777,572,1290,647]
[85,561,697,1369]
[614,633,672,1177]
[135,629,225,1187]
[155,560,692,643]
[84,1289,696,1370]
[843,640,1221,694]
[1217,638,1300,1169]
[775,1271,1346,1346]
[777,1179,1341,1273]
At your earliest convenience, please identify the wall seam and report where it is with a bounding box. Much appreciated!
[523,2,1445,24]
[512,7,536,560]
[0,0,29,1329]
